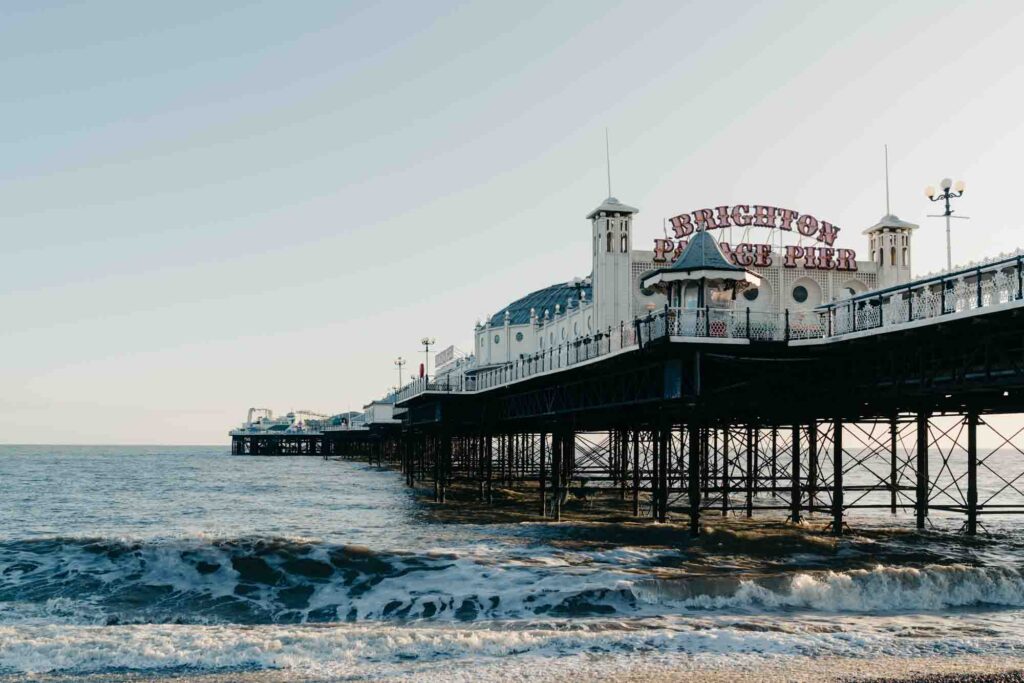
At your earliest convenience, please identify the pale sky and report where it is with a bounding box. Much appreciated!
[3,1,1024,444]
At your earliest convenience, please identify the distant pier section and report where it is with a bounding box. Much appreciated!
[230,403,401,456]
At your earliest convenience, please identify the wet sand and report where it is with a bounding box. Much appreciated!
[9,656,1024,682]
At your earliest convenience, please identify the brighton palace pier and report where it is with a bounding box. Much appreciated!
[232,191,1024,536]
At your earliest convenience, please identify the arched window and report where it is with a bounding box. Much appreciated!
[606,231,613,252]
[890,246,897,266]
[620,233,627,253]
[902,248,908,266]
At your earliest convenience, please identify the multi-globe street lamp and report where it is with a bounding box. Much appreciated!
[926,178,966,271]
[394,356,406,389]
[421,337,436,381]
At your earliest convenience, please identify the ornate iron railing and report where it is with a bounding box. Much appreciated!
[396,255,1024,403]
[824,254,1024,336]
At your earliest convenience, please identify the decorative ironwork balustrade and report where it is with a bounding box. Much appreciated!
[825,255,1024,336]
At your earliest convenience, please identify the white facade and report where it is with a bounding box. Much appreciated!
[465,200,914,370]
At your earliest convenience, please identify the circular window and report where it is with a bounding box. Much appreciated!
[493,334,500,344]
[792,285,808,304]
[586,316,592,331]
[573,322,579,335]
[515,332,523,342]
[743,287,759,302]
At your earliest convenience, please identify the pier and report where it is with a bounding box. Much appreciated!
[233,252,1024,536]
[230,194,1024,537]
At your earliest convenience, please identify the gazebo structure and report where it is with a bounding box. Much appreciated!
[641,230,761,309]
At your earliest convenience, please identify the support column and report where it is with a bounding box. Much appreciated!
[688,423,701,536]
[722,427,730,516]
[790,425,801,523]
[916,412,928,530]
[433,435,440,503]
[439,433,450,504]
[619,430,628,501]
[807,421,818,515]
[486,435,494,504]
[539,432,547,518]
[771,428,778,496]
[651,428,661,520]
[832,418,843,536]
[890,416,898,514]
[631,429,640,517]
[967,411,979,536]
[745,426,754,518]
[552,431,562,521]
[658,424,669,523]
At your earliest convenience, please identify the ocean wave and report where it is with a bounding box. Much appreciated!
[1,536,1023,628]
[631,564,1024,612]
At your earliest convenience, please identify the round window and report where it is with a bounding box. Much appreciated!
[561,329,566,340]
[573,322,579,335]
[743,287,759,302]
[586,316,592,331]
[792,285,808,303]
[515,332,523,342]
[494,334,500,344]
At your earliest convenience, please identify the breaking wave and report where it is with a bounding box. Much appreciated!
[2,536,1023,628]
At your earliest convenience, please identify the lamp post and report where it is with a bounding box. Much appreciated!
[926,178,966,271]
[421,337,436,381]
[394,357,406,390]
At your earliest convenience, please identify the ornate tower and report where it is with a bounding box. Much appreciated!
[863,213,917,289]
[588,197,638,332]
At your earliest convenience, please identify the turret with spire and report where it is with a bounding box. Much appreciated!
[864,145,916,288]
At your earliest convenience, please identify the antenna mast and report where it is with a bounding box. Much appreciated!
[605,128,612,198]
[884,144,891,215]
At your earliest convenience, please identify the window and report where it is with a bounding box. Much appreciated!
[573,321,579,335]
[494,334,500,344]
[902,248,908,266]
[515,331,523,342]
[620,233,628,253]
[606,232,613,252]
[890,246,896,266]
[743,287,759,302]
[550,332,554,346]
[586,316,592,331]
[561,328,566,340]
[792,285,808,303]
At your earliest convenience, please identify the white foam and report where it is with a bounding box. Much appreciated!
[3,613,1024,679]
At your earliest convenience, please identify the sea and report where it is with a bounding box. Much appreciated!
[1,445,1024,682]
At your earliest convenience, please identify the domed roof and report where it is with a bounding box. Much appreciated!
[489,279,592,326]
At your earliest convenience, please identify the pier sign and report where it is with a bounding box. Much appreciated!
[435,345,456,369]
[652,204,857,270]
